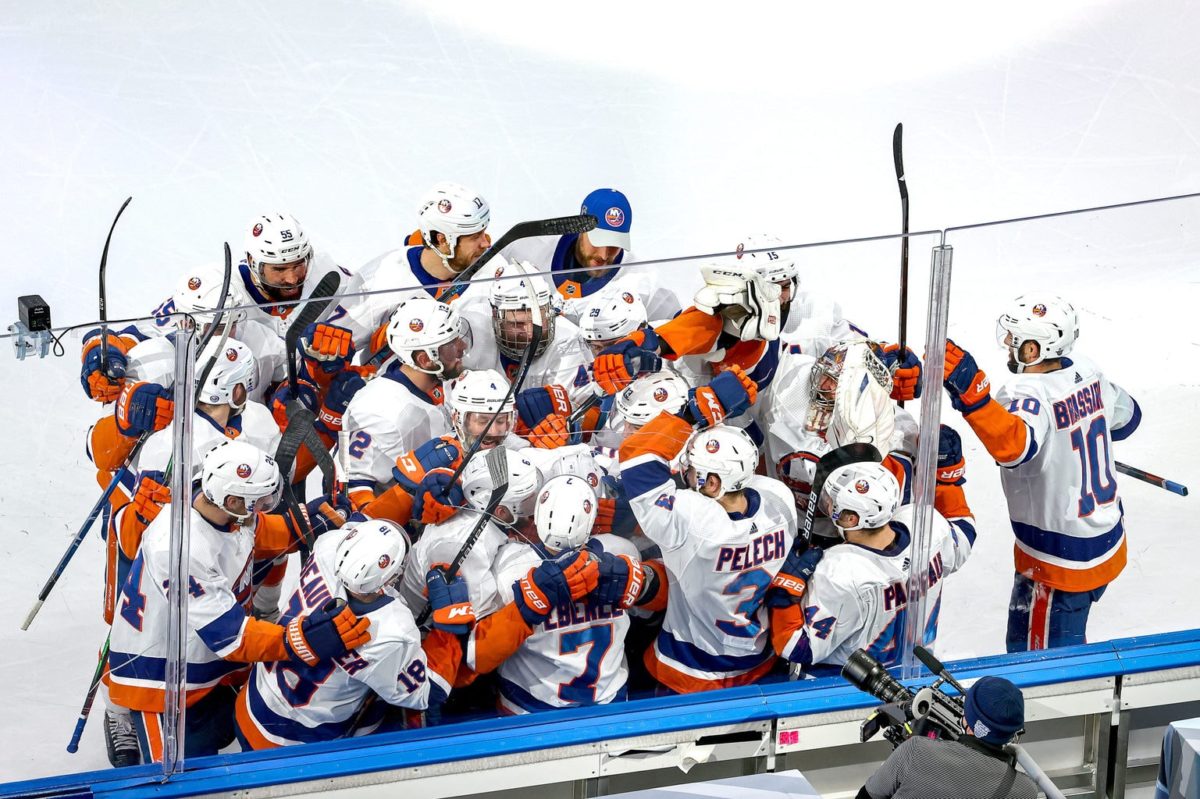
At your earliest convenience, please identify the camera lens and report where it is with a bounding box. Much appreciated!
[842,649,912,705]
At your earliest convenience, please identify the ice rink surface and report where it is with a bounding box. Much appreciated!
[1,0,1198,782]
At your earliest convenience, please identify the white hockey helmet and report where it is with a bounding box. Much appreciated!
[173,266,249,332]
[807,339,891,437]
[693,263,782,342]
[733,234,799,286]
[385,295,468,376]
[578,289,647,347]
[463,449,543,523]
[245,213,311,285]
[489,257,556,359]
[818,462,900,536]
[126,337,177,390]
[200,439,282,521]
[615,370,690,428]
[417,181,490,265]
[682,424,758,498]
[534,474,598,554]
[541,446,606,495]
[196,337,258,411]
[334,519,409,595]
[995,295,1079,372]
[445,369,515,447]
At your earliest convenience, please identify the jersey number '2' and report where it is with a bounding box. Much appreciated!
[717,568,772,638]
[1070,415,1117,517]
[558,623,613,704]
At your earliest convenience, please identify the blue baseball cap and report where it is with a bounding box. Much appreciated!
[580,188,632,251]
[964,676,1025,745]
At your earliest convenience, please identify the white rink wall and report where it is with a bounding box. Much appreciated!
[1,0,1199,783]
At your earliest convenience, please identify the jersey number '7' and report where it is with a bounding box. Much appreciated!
[558,623,613,704]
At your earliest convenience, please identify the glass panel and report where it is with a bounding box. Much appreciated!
[938,194,1200,661]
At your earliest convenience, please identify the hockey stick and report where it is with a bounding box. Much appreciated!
[416,446,510,626]
[892,123,910,408]
[98,197,133,382]
[435,214,596,306]
[23,245,234,631]
[274,408,319,556]
[66,635,110,752]
[284,271,343,405]
[1116,461,1189,496]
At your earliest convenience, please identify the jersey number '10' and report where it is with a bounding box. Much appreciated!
[1069,415,1117,517]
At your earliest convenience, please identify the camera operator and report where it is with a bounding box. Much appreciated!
[857,676,1037,799]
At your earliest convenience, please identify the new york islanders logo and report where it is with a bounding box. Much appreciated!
[225,347,238,361]
[855,479,870,494]
[583,499,593,514]
[437,198,452,213]
[735,242,745,259]
[653,387,669,402]
[586,472,599,488]
[539,490,551,505]
[378,554,392,569]
[409,318,424,332]
[187,276,202,291]
[494,267,505,278]
[621,291,635,304]
[236,464,252,478]
[605,206,625,228]
[252,223,263,237]
[706,439,720,453]
[1032,303,1047,317]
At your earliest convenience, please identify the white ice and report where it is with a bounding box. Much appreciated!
[1,0,1198,782]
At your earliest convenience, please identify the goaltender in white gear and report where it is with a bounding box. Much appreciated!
[779,463,976,673]
[620,420,798,693]
[237,520,461,746]
[492,474,642,712]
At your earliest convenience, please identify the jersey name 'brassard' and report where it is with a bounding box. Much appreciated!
[237,528,440,747]
[621,419,797,692]
[787,504,975,672]
[983,354,1140,592]
[492,535,639,713]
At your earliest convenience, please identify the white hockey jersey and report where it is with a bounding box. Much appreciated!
[399,511,509,620]
[622,432,798,691]
[135,403,281,480]
[341,363,452,500]
[238,528,436,746]
[491,535,638,713]
[986,354,1139,592]
[787,505,976,672]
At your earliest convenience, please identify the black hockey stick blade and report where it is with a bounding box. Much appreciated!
[892,124,907,202]
[436,214,597,305]
[416,446,510,626]
[98,196,134,380]
[1115,461,1189,496]
[283,271,343,393]
[302,421,337,495]
[275,409,319,552]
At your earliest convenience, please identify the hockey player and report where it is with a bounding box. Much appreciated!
[769,431,977,673]
[105,440,372,762]
[593,369,691,451]
[618,366,798,693]
[235,520,471,748]
[501,188,680,323]
[937,296,1141,651]
[490,474,647,713]
[340,296,466,510]
[578,288,651,357]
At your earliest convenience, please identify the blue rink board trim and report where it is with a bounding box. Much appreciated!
[8,627,1200,799]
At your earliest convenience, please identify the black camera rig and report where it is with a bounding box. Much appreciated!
[841,645,971,747]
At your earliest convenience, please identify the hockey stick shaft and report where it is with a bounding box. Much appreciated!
[893,124,910,407]
[435,214,596,305]
[284,271,343,397]
[98,197,133,380]
[1115,461,1189,496]
[66,635,110,752]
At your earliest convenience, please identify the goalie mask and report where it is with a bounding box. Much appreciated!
[489,258,557,360]
[693,263,782,342]
[334,520,410,595]
[807,339,894,448]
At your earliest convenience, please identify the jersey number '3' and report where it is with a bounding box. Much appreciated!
[717,568,772,638]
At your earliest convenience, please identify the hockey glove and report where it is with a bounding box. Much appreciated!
[881,343,923,401]
[513,551,599,627]
[425,567,477,634]
[590,550,645,609]
[593,330,662,395]
[270,377,319,429]
[936,424,967,486]
[315,368,367,437]
[130,470,171,525]
[409,468,466,526]
[683,364,758,428]
[80,330,131,403]
[393,436,464,487]
[115,381,175,437]
[942,339,992,415]
[304,494,351,537]
[284,599,371,666]
[299,322,355,373]
[516,384,572,429]
[594,496,617,535]
[768,540,823,607]
[525,414,571,449]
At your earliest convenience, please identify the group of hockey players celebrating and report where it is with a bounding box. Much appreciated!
[74,182,1141,767]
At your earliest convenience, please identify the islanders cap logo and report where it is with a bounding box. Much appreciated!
[188,276,202,291]
[1032,303,1047,317]
[855,479,870,494]
[605,206,625,228]
[225,347,239,361]
[622,292,635,304]
[409,318,424,332]
[706,439,720,453]
[252,223,263,237]
[378,554,392,569]
[437,198,452,213]
[236,464,252,478]
[653,387,669,402]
